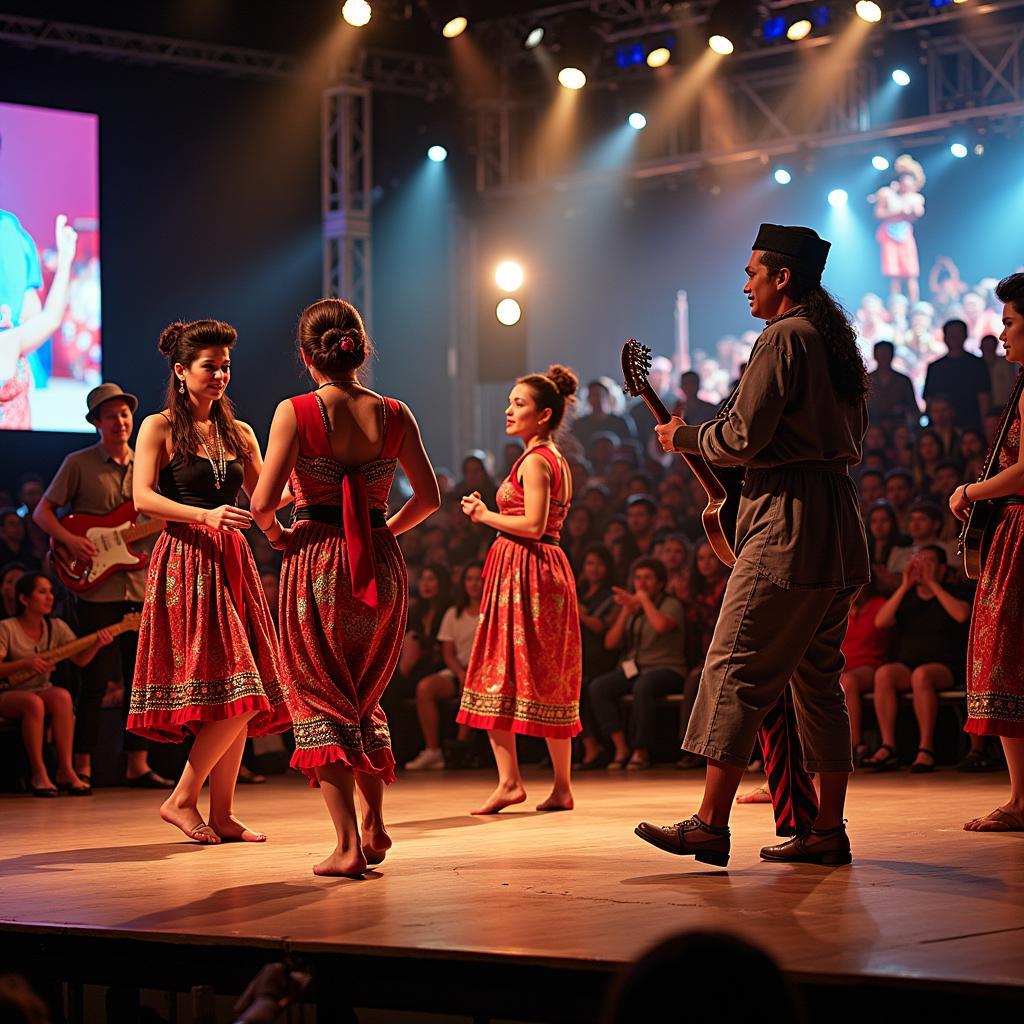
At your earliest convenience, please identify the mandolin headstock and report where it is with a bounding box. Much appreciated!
[621,338,653,398]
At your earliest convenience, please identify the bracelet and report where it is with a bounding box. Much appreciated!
[963,484,975,504]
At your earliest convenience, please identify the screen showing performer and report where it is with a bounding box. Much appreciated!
[0,100,100,433]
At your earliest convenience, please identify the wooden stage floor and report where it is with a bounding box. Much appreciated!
[2,769,1023,1019]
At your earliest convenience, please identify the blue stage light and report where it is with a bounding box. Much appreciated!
[872,155,890,171]
[774,168,792,185]
[427,145,448,162]
[950,142,968,158]
[628,112,648,130]
[828,188,849,208]
[892,69,911,87]
[763,16,786,40]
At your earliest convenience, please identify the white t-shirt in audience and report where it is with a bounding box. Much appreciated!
[436,606,479,668]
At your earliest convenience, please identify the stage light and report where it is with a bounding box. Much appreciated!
[828,188,849,208]
[872,155,890,170]
[856,1,883,23]
[496,299,522,326]
[628,112,648,130]
[774,168,792,185]
[342,0,372,27]
[707,0,756,55]
[891,68,911,87]
[763,16,786,41]
[427,145,448,162]
[647,46,671,68]
[525,26,545,49]
[950,142,968,158]
[495,261,524,292]
[442,16,468,38]
[558,67,587,90]
[709,35,734,55]
[974,142,985,156]
[787,19,813,41]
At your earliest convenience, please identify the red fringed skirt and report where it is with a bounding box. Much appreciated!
[278,521,407,785]
[457,536,582,739]
[966,506,1024,737]
[127,524,290,742]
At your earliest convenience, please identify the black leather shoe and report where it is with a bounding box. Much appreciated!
[760,822,852,865]
[634,815,731,867]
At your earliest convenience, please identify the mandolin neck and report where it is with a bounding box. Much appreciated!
[123,518,165,543]
[36,620,134,668]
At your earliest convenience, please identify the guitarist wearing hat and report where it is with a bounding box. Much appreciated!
[33,383,171,789]
[635,224,870,867]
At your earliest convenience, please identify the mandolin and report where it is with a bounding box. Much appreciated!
[621,339,740,566]
[3,612,141,688]
[51,501,165,593]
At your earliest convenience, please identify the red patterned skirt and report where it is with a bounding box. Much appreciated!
[966,506,1024,737]
[457,536,582,739]
[279,521,407,785]
[127,524,290,742]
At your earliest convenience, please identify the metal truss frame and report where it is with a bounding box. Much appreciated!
[322,81,373,333]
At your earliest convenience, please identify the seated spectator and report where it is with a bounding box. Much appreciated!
[573,378,636,448]
[866,546,972,772]
[500,441,523,478]
[883,467,915,534]
[862,448,887,471]
[14,474,49,565]
[625,494,658,555]
[676,370,719,424]
[390,563,454,700]
[912,428,946,491]
[858,468,885,511]
[454,450,498,510]
[957,427,987,481]
[0,572,111,796]
[405,562,483,771]
[980,332,1017,410]
[866,500,905,595]
[586,557,686,770]
[602,514,640,584]
[561,505,598,575]
[0,508,39,570]
[586,432,620,477]
[1,562,26,618]
[581,482,612,527]
[924,395,960,460]
[837,579,891,762]
[575,545,621,770]
[885,500,957,577]
[659,533,692,600]
[868,340,920,425]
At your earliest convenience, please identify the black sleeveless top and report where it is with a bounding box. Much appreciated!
[158,454,244,510]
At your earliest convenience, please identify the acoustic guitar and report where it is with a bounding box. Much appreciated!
[2,612,141,688]
[51,501,165,594]
[958,370,1024,580]
[621,339,741,566]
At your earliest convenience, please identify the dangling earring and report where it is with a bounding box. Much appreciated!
[178,379,185,394]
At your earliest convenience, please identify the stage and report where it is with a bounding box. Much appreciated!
[2,769,1023,1021]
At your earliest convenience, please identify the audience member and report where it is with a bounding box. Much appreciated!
[868,340,919,425]
[884,468,915,533]
[885,500,957,577]
[980,333,1018,410]
[0,508,39,570]
[624,494,657,555]
[1,562,26,618]
[923,319,991,428]
[676,370,719,423]
[572,378,636,447]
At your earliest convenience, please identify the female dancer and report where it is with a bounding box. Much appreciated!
[458,365,583,814]
[130,320,290,844]
[250,298,439,876]
[950,272,1024,832]
[0,572,108,796]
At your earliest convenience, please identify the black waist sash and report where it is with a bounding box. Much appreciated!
[497,530,559,546]
[293,504,388,529]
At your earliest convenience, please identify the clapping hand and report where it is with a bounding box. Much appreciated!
[612,586,641,613]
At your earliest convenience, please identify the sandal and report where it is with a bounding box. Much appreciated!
[910,748,936,774]
[964,807,1024,832]
[607,757,630,771]
[864,744,899,771]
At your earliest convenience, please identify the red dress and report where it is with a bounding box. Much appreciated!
[457,445,582,738]
[279,392,408,784]
[967,414,1024,737]
[128,457,290,742]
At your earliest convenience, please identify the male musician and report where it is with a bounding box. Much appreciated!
[635,224,870,866]
[34,383,171,788]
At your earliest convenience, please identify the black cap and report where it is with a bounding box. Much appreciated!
[752,223,831,279]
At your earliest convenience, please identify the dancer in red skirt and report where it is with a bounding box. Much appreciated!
[458,365,583,814]
[251,299,439,876]
[950,272,1024,833]
[130,320,290,844]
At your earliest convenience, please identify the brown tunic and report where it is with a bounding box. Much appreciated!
[674,307,870,590]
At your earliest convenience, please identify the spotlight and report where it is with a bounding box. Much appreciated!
[524,26,545,49]
[646,46,671,68]
[762,16,786,41]
[442,16,467,38]
[828,188,849,208]
[872,155,890,171]
[774,168,793,185]
[427,145,448,162]
[342,0,372,27]
[950,142,968,158]
[974,142,985,156]
[558,67,587,90]
[706,0,757,56]
[495,261,524,292]
[787,19,813,41]
[628,112,648,130]
[496,299,522,327]
[856,1,883,22]
[709,35,734,55]
[891,68,911,87]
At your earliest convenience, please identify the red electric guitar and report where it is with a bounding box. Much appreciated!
[51,502,165,594]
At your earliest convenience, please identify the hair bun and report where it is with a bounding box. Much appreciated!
[321,327,345,348]
[546,364,579,400]
[158,321,187,356]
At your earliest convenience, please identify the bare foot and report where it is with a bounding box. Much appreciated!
[313,847,369,877]
[209,813,267,842]
[362,821,392,865]
[471,782,527,815]
[736,782,772,804]
[160,797,221,844]
[536,790,574,812]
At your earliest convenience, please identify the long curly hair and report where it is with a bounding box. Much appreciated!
[760,252,869,404]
